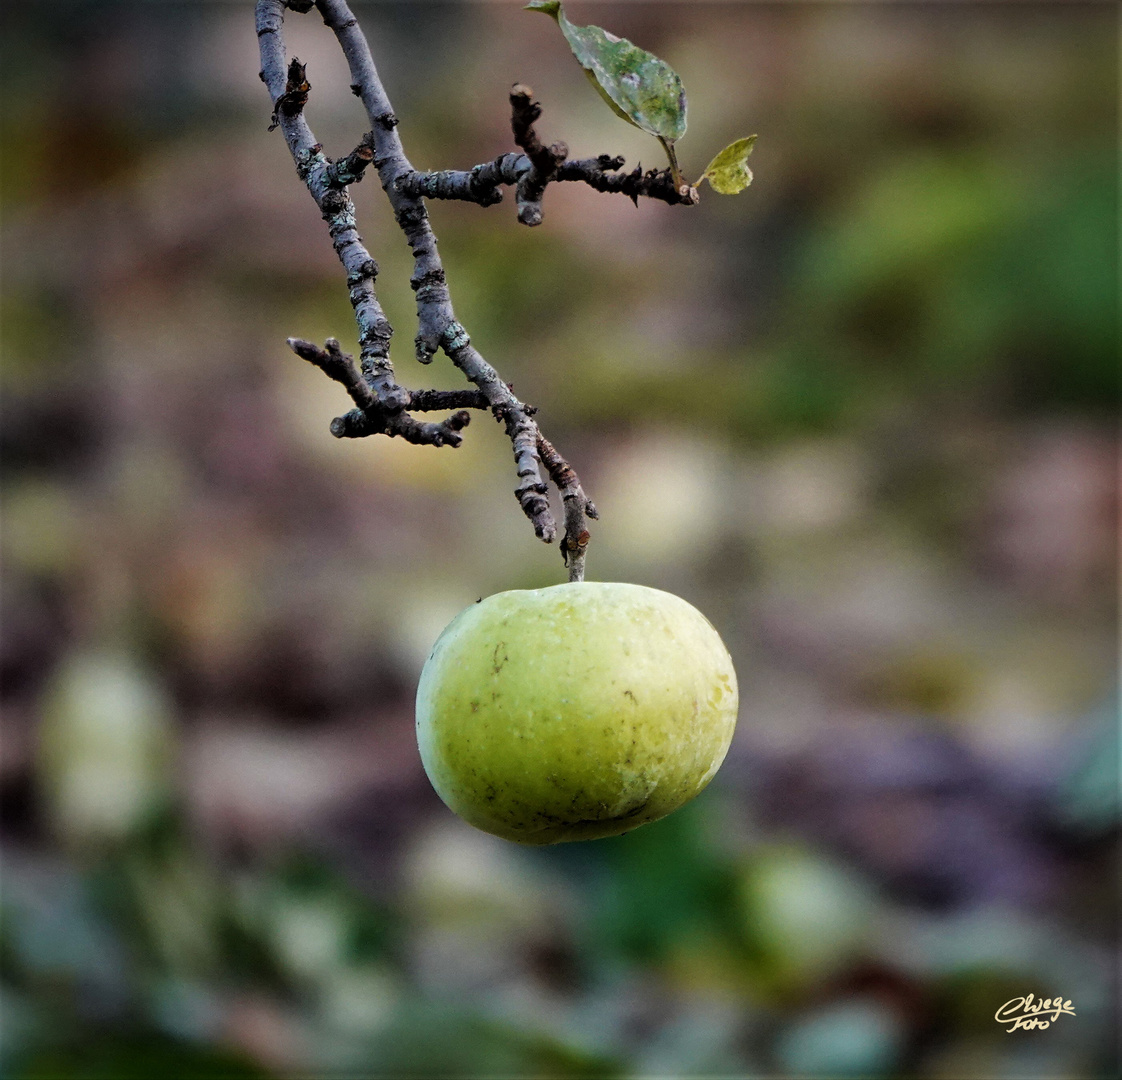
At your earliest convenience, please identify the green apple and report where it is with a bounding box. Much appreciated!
[415,582,738,844]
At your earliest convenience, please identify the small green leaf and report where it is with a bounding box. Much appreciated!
[527,0,687,179]
[696,135,757,195]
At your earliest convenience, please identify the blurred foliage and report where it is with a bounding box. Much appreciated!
[1,2,1117,1078]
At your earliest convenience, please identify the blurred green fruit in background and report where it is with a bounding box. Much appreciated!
[775,997,905,1078]
[738,846,878,990]
[38,651,173,845]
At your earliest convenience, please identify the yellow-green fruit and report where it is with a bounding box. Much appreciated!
[415,582,738,844]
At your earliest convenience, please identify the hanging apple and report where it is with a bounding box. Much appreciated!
[416,582,738,844]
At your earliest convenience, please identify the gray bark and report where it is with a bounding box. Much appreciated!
[257,0,698,579]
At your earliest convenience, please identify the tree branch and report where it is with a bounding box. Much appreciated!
[259,0,696,579]
[395,149,694,213]
[286,336,474,446]
[325,131,377,187]
[394,153,527,207]
[311,0,562,547]
[510,84,568,226]
[258,2,414,431]
[537,434,598,584]
[394,87,697,221]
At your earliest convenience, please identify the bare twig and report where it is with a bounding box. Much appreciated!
[394,153,527,207]
[510,84,568,226]
[394,87,697,219]
[310,0,560,543]
[396,149,695,212]
[556,155,698,207]
[268,56,311,131]
[325,131,377,187]
[257,0,697,578]
[537,434,598,584]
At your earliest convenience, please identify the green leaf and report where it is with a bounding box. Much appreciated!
[696,135,757,194]
[526,0,687,178]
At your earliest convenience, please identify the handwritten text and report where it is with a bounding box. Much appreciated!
[995,993,1075,1033]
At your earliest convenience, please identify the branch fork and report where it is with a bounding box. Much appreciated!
[394,84,698,220]
[256,0,688,580]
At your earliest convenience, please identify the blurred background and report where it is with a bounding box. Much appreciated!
[1,1,1117,1076]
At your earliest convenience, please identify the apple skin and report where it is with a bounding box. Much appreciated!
[415,582,738,844]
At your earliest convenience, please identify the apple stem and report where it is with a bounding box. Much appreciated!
[537,434,596,582]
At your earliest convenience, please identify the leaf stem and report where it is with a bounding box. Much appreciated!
[658,137,685,191]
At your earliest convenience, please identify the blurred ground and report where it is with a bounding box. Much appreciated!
[0,2,1117,1077]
